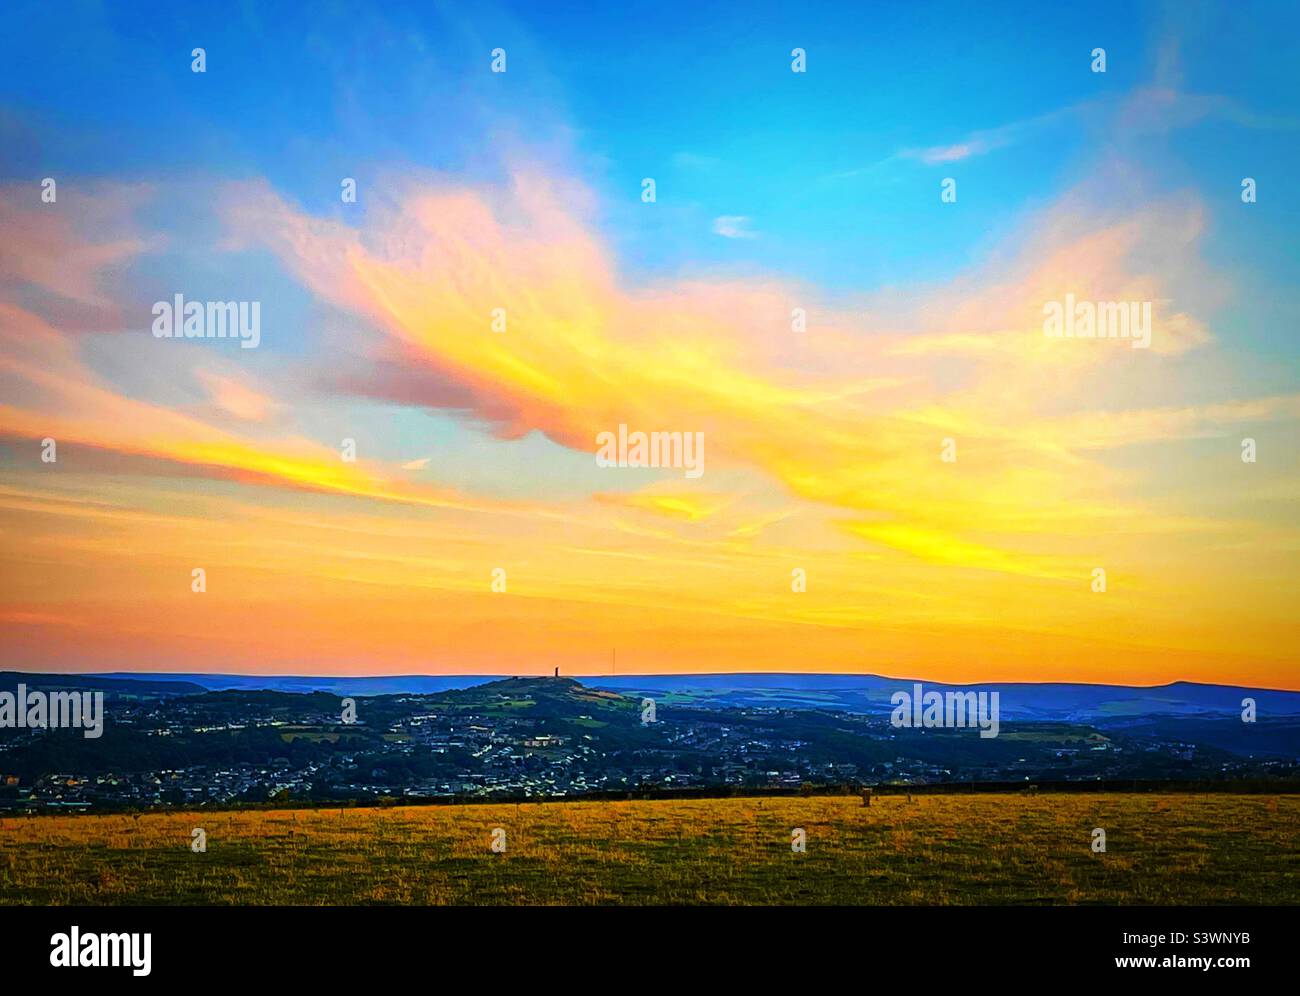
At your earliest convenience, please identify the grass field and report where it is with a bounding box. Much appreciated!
[2,793,1297,905]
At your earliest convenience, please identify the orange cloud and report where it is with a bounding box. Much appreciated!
[1,169,1296,688]
[215,172,1261,578]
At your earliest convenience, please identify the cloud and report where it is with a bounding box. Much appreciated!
[594,487,734,523]
[712,215,756,239]
[0,162,1269,595]
[897,105,1083,167]
[863,47,1298,179]
[208,161,1283,590]
[195,370,275,422]
[0,181,158,325]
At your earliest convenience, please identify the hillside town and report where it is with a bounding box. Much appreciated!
[3,676,1293,812]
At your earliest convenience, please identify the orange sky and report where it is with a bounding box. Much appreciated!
[2,161,1297,690]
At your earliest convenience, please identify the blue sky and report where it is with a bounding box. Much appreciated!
[4,0,1297,295]
[4,0,1299,488]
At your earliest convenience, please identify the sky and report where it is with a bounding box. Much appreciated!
[0,0,1297,687]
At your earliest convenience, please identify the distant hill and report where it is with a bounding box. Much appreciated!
[0,671,206,698]
[3,673,1295,799]
[13,670,1299,721]
[586,674,1300,721]
[87,672,496,696]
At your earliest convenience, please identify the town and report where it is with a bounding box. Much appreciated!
[0,675,1294,812]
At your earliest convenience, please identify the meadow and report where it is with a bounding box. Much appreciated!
[1,793,1296,905]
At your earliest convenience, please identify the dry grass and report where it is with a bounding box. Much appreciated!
[1,793,1296,905]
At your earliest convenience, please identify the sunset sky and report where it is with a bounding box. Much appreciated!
[1,1,1297,687]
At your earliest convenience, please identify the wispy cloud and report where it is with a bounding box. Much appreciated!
[712,215,756,239]
[897,105,1083,167]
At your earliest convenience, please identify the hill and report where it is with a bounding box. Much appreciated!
[0,672,206,698]
[4,674,1296,812]
[74,671,1300,720]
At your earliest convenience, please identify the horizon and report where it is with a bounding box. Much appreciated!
[2,1,1298,689]
[8,666,1300,695]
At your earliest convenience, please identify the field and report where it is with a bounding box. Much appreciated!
[1,793,1297,905]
